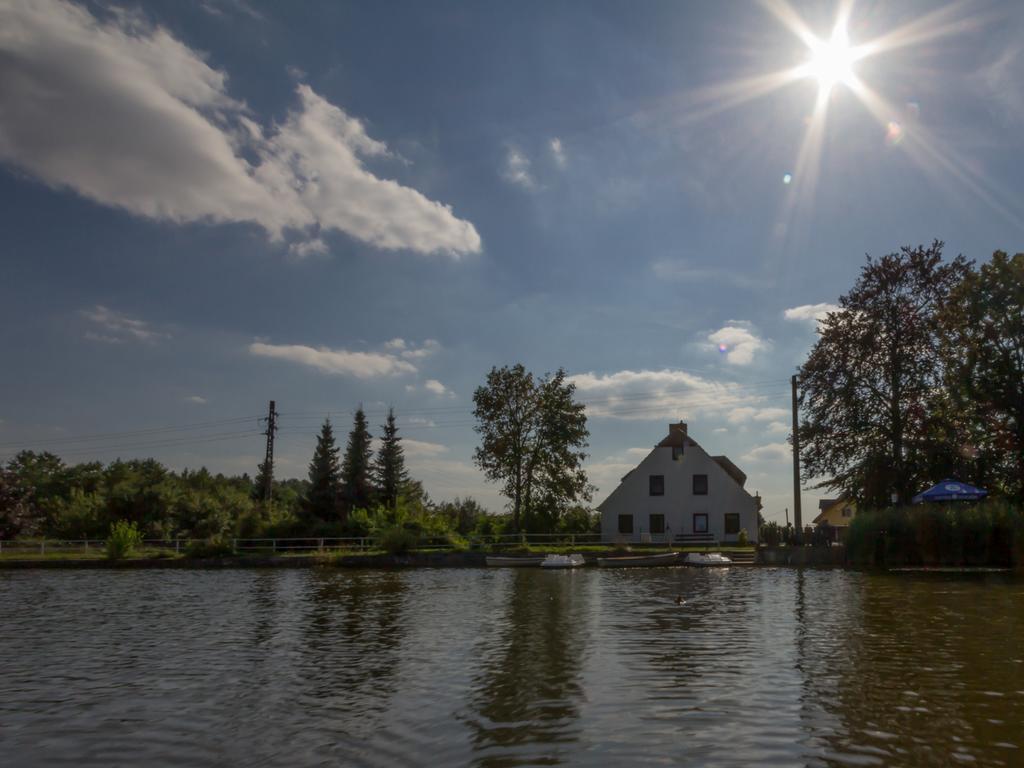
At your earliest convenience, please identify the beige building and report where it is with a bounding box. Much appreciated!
[812,496,857,542]
[598,422,760,544]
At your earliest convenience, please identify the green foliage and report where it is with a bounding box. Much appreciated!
[304,419,343,524]
[798,241,972,506]
[185,536,235,559]
[845,501,1024,567]
[106,520,143,560]
[760,521,782,547]
[940,250,1024,500]
[341,407,375,512]
[472,364,592,532]
[0,466,36,539]
[373,407,408,510]
[738,528,749,547]
[376,525,417,555]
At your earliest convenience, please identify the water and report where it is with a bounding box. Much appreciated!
[1,567,1022,767]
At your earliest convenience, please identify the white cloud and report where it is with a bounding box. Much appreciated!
[503,147,533,188]
[707,323,768,365]
[784,303,840,323]
[287,238,328,258]
[400,339,441,360]
[402,438,449,457]
[81,305,168,344]
[408,416,437,427]
[568,368,764,421]
[765,420,790,435]
[384,338,407,350]
[713,427,728,433]
[249,342,417,378]
[0,0,480,257]
[185,395,208,404]
[550,137,567,169]
[741,443,791,463]
[726,406,789,424]
[625,446,653,458]
[424,379,453,397]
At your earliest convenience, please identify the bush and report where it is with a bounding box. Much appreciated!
[738,528,749,547]
[760,521,781,547]
[106,520,143,560]
[846,501,1024,567]
[185,535,235,558]
[376,526,418,555]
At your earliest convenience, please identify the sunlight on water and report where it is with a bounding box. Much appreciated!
[1,568,1022,767]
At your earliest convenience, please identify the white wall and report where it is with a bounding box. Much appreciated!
[598,442,759,544]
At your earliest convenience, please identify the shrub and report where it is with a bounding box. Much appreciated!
[376,526,418,555]
[106,520,143,560]
[737,528,749,547]
[760,521,781,547]
[185,535,235,559]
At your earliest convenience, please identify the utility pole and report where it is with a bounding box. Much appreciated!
[260,400,278,506]
[791,374,802,544]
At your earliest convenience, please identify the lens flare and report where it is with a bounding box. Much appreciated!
[885,121,904,145]
[783,173,793,184]
[718,343,729,354]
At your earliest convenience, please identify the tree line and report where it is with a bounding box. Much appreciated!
[1,389,599,541]
[797,242,1024,507]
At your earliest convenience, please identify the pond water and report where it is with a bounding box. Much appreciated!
[1,567,1022,767]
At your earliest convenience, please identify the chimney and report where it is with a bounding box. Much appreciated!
[670,422,687,437]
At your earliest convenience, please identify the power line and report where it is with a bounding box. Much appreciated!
[0,414,263,449]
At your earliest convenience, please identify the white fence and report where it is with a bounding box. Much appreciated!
[0,532,609,556]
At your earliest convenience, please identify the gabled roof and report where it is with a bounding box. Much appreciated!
[812,494,851,525]
[710,455,746,488]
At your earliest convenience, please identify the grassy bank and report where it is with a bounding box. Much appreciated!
[846,501,1024,568]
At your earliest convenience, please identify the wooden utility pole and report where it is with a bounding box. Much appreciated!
[261,400,278,505]
[791,374,802,543]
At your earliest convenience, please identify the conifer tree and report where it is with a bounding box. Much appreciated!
[373,407,408,510]
[341,406,374,511]
[305,418,342,522]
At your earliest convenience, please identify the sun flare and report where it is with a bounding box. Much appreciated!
[804,24,858,93]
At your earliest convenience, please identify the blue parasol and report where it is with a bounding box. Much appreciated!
[911,478,988,505]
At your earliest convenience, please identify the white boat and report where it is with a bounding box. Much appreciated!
[684,552,733,567]
[596,552,680,568]
[540,553,586,569]
[485,555,545,567]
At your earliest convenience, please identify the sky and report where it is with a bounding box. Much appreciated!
[1,0,1023,523]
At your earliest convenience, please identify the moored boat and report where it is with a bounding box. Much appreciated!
[683,552,732,567]
[540,553,586,569]
[485,555,545,567]
[596,551,680,568]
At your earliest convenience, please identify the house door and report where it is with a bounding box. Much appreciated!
[693,513,708,534]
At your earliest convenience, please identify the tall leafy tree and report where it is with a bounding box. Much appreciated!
[305,419,343,522]
[373,407,408,511]
[341,406,374,511]
[797,241,971,507]
[473,364,591,532]
[941,251,1024,499]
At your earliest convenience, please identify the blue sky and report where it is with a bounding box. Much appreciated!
[1,0,1022,521]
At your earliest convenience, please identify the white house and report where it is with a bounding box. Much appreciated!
[598,422,760,544]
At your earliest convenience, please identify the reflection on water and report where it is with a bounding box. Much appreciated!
[1,567,1023,767]
[466,570,590,766]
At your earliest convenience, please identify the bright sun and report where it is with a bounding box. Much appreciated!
[805,24,858,92]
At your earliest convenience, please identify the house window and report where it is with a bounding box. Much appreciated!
[693,513,708,534]
[672,446,684,460]
[842,507,853,518]
[649,475,665,496]
[725,513,740,535]
[618,514,634,534]
[693,474,708,495]
[649,514,665,534]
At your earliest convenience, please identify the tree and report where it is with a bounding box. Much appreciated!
[472,364,591,532]
[305,419,343,523]
[941,251,1024,499]
[0,467,35,539]
[341,406,374,511]
[373,407,408,511]
[797,241,971,507]
[253,459,273,504]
